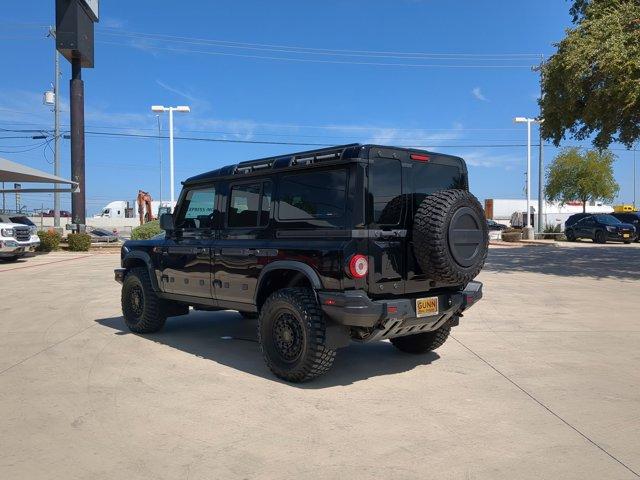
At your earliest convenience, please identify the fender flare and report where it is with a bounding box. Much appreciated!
[254,260,323,303]
[122,250,161,291]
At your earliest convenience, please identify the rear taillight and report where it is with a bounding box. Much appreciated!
[348,254,368,279]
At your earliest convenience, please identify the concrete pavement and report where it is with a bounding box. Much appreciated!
[1,246,639,479]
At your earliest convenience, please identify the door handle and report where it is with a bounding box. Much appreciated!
[197,247,209,255]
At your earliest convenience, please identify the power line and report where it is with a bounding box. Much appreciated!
[98,40,536,68]
[100,28,542,61]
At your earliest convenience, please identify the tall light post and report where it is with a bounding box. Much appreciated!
[514,116,543,238]
[151,105,190,207]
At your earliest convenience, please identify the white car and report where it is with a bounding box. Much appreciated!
[0,217,40,262]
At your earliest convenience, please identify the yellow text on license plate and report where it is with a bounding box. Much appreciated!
[416,297,439,318]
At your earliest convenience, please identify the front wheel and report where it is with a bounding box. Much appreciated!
[595,230,607,244]
[258,288,336,382]
[390,324,451,354]
[121,267,167,333]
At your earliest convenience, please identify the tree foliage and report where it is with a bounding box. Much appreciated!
[540,0,640,149]
[545,148,619,211]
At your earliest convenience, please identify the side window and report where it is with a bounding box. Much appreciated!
[175,186,217,230]
[278,169,347,224]
[370,158,402,225]
[228,181,272,228]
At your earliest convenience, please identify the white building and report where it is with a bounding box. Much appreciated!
[484,198,613,230]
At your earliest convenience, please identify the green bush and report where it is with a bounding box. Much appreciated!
[131,220,162,240]
[542,224,563,240]
[37,230,61,252]
[67,233,92,251]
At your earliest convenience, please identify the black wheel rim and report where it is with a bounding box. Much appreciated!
[272,311,304,363]
[129,285,144,317]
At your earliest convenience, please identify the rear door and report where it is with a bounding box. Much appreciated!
[214,180,273,306]
[367,156,407,296]
[160,185,217,298]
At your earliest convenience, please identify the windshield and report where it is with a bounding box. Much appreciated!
[595,214,621,225]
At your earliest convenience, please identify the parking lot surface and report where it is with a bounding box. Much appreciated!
[1,245,639,479]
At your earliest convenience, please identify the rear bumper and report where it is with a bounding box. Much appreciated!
[318,281,483,332]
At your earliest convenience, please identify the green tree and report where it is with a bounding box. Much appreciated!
[540,0,640,149]
[545,148,619,212]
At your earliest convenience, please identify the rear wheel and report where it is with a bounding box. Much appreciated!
[121,267,167,333]
[595,230,607,244]
[258,288,336,382]
[390,324,451,354]
[565,229,576,242]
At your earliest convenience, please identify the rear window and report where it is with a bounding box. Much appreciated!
[278,169,347,223]
[370,158,403,225]
[228,181,272,228]
[413,163,465,210]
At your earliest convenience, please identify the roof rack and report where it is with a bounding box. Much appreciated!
[233,143,360,175]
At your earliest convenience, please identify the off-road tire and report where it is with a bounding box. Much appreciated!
[565,230,576,242]
[121,267,167,333]
[390,324,451,354]
[413,189,488,285]
[258,288,336,382]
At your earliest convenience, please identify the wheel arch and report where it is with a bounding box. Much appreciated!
[122,251,160,291]
[254,261,322,309]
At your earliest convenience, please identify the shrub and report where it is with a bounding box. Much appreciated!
[37,230,61,252]
[502,231,522,243]
[67,233,92,251]
[542,224,562,240]
[131,220,162,240]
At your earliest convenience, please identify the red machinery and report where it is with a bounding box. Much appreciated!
[136,190,155,225]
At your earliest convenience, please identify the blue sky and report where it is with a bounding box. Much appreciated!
[0,0,637,214]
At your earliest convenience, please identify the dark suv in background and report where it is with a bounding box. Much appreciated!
[610,212,640,242]
[115,144,488,382]
[565,214,636,243]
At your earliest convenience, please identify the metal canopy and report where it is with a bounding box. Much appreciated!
[0,157,78,193]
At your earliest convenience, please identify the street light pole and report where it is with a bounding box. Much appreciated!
[151,105,190,210]
[156,114,163,204]
[514,117,542,237]
[169,107,175,205]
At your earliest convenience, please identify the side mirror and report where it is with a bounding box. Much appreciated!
[159,213,174,232]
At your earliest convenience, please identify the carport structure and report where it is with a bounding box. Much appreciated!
[0,156,78,194]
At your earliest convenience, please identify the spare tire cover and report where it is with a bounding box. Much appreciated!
[413,189,488,285]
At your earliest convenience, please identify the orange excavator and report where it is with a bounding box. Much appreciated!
[136,190,155,225]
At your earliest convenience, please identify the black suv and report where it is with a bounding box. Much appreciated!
[115,144,488,382]
[610,211,640,242]
[565,214,636,243]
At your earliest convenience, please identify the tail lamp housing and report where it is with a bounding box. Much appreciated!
[348,254,368,279]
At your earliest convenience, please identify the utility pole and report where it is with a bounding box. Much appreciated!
[56,0,98,231]
[70,57,86,228]
[49,26,62,228]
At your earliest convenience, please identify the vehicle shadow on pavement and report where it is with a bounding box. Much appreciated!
[485,245,640,280]
[96,311,440,388]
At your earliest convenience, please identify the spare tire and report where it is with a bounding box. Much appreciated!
[413,189,488,285]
